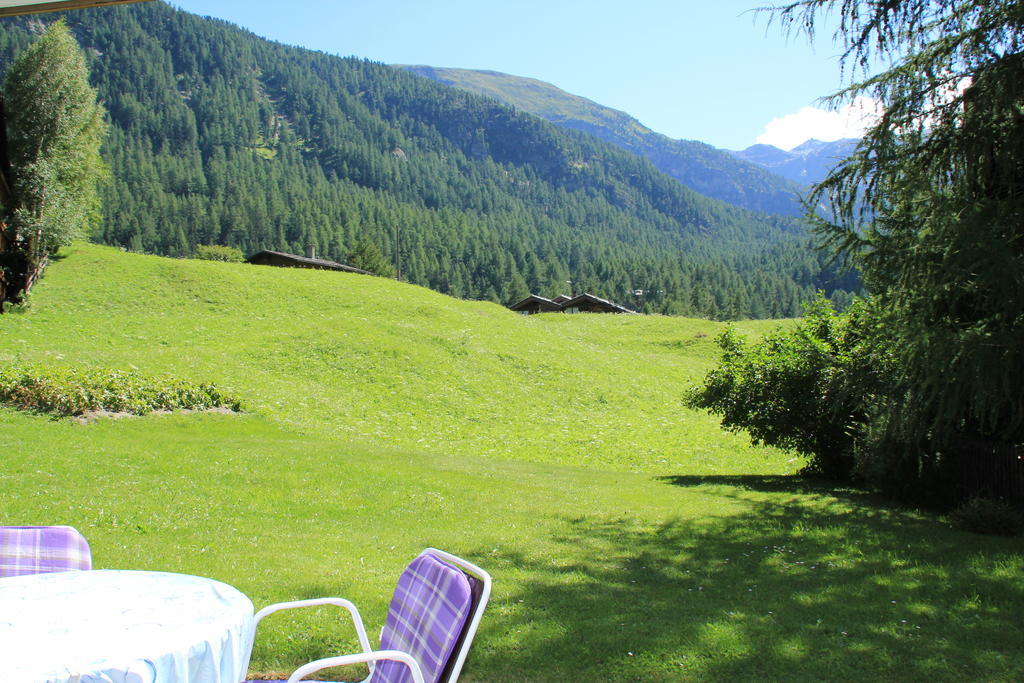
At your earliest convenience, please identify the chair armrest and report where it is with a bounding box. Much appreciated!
[286,650,425,683]
[254,598,373,661]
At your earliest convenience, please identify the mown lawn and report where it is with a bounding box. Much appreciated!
[1,244,1021,681]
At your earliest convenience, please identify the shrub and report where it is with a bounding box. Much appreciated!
[0,363,243,417]
[950,497,1024,537]
[685,295,893,479]
[194,244,245,262]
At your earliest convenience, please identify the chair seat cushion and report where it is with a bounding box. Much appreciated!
[371,552,474,683]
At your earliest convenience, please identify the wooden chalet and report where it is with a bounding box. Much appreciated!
[508,294,563,315]
[247,248,371,275]
[562,292,636,314]
[508,292,636,315]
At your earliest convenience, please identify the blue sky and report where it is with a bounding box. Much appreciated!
[171,0,878,151]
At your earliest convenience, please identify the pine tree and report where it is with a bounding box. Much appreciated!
[347,235,395,277]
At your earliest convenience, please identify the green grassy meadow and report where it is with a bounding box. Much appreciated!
[2,244,1022,681]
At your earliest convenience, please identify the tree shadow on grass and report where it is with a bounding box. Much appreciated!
[658,473,874,499]
[468,484,1024,682]
[658,474,916,521]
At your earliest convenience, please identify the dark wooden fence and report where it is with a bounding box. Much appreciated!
[952,436,1024,503]
[23,252,46,293]
[0,228,47,311]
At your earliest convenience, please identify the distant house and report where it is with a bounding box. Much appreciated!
[508,294,564,315]
[561,292,636,314]
[247,247,371,275]
[508,292,636,315]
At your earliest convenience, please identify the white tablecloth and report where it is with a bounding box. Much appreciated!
[0,569,255,683]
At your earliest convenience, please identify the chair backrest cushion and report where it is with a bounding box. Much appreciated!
[372,551,474,683]
[436,572,484,683]
[0,526,92,578]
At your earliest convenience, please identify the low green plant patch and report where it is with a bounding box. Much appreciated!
[0,363,242,417]
[949,497,1024,537]
[194,244,246,262]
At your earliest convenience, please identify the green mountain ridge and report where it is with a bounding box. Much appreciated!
[0,2,854,318]
[399,65,809,217]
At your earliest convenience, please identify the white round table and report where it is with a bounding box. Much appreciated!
[0,569,255,683]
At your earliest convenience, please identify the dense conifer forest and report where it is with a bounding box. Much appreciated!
[0,2,856,318]
[401,65,811,218]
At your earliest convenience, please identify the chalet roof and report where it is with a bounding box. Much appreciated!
[0,0,151,17]
[247,250,372,275]
[508,294,563,313]
[562,292,637,314]
[508,292,637,314]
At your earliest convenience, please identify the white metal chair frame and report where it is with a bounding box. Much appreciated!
[252,548,492,683]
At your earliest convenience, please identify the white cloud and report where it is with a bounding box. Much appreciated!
[755,96,882,150]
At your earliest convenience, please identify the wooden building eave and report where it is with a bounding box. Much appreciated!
[0,0,151,18]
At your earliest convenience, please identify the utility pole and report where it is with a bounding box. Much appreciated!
[393,222,401,281]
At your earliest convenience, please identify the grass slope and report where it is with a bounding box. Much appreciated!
[1,244,1022,681]
[4,243,786,474]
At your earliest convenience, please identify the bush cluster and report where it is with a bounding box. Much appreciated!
[0,363,243,417]
[686,295,893,480]
[687,294,1024,507]
[194,244,245,262]
[950,497,1024,537]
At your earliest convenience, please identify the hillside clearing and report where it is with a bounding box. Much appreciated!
[2,243,790,474]
[1,245,1021,681]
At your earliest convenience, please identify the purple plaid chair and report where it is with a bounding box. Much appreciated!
[251,548,491,683]
[0,526,92,578]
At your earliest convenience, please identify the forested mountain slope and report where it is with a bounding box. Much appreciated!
[399,65,809,218]
[0,2,854,318]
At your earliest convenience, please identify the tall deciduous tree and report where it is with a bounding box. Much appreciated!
[771,1,1024,454]
[3,19,106,263]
